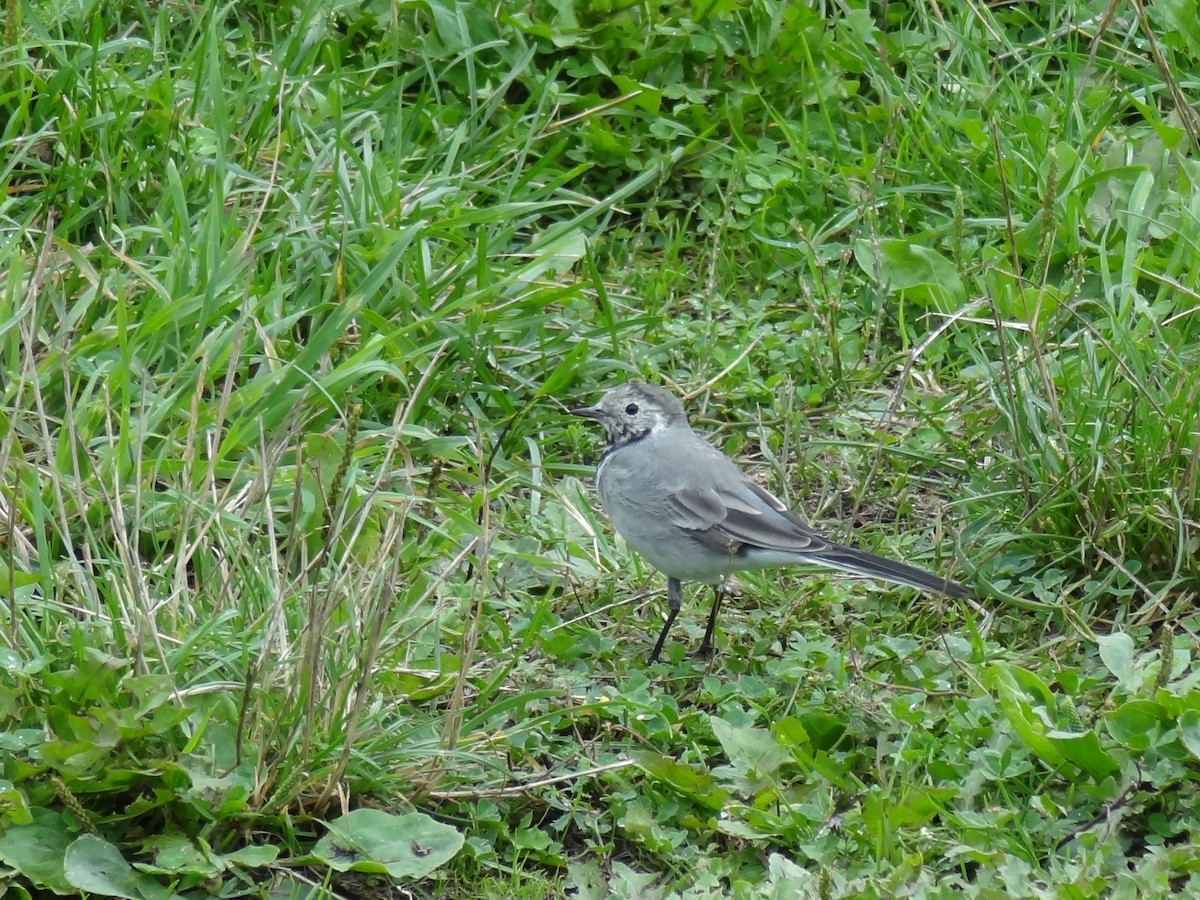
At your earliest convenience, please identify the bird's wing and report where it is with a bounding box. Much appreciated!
[662,486,742,554]
[666,476,970,598]
[665,478,833,555]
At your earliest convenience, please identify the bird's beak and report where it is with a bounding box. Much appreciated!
[569,404,603,420]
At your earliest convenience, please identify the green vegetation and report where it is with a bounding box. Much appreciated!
[2,0,1199,896]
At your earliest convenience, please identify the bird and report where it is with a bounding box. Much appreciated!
[570,382,969,662]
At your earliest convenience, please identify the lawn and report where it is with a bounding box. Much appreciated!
[2,0,1199,897]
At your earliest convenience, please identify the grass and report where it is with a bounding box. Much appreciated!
[2,0,1200,897]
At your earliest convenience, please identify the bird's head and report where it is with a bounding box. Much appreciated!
[570,382,688,448]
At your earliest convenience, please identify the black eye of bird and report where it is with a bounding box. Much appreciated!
[624,403,639,416]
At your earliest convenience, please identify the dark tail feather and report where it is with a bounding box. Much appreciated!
[806,542,969,599]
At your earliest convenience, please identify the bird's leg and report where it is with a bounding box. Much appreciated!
[695,581,725,658]
[649,577,683,663]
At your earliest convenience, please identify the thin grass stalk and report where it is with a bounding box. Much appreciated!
[989,120,1034,510]
[443,420,491,753]
[318,526,405,808]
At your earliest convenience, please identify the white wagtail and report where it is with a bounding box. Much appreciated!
[571,382,968,662]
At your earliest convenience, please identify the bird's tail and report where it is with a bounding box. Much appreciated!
[806,542,969,599]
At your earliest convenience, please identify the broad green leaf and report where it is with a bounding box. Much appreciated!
[0,815,74,894]
[763,852,813,897]
[793,710,845,751]
[511,827,552,851]
[853,238,966,308]
[143,834,219,876]
[0,779,31,825]
[620,800,677,853]
[1097,632,1137,690]
[1107,700,1166,750]
[1000,661,1057,709]
[313,809,464,879]
[221,845,280,867]
[771,716,809,748]
[609,76,662,112]
[1180,709,1200,761]
[634,751,728,810]
[710,716,790,778]
[988,663,1063,766]
[990,663,1118,779]
[1044,730,1120,780]
[64,835,170,900]
[889,787,957,827]
[1155,0,1200,56]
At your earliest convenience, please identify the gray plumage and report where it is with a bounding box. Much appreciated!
[571,382,968,661]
